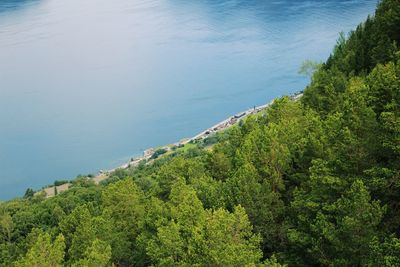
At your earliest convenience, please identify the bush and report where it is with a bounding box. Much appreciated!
[150,148,168,159]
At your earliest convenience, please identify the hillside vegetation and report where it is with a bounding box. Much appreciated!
[1,0,400,266]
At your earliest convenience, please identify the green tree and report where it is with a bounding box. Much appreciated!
[101,178,145,265]
[0,212,13,243]
[146,181,263,266]
[203,206,262,267]
[299,60,321,78]
[369,236,400,266]
[225,161,286,253]
[15,232,65,267]
[23,188,34,199]
[59,205,93,261]
[288,172,384,266]
[72,239,111,267]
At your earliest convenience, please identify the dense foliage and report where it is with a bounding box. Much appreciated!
[1,0,399,266]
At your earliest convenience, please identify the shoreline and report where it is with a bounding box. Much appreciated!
[42,92,302,197]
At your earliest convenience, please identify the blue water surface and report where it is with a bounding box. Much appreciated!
[0,0,377,199]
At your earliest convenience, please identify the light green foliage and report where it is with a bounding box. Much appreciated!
[240,123,290,192]
[59,205,96,262]
[367,61,399,114]
[0,212,13,243]
[72,176,95,188]
[203,206,262,266]
[334,181,384,261]
[145,181,205,265]
[189,173,225,209]
[101,178,145,264]
[156,157,206,198]
[224,161,286,253]
[72,239,111,267]
[15,232,65,267]
[302,67,348,114]
[146,182,262,266]
[102,178,145,236]
[367,60,400,159]
[263,255,287,267]
[381,111,400,155]
[299,59,321,77]
[206,149,232,181]
[289,169,384,266]
[168,180,206,232]
[369,236,400,266]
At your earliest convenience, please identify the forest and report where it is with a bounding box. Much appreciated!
[0,0,399,266]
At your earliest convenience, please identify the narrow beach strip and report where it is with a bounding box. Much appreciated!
[42,92,302,197]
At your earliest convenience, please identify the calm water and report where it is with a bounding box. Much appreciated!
[0,0,377,199]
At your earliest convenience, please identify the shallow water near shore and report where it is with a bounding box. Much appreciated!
[0,0,377,199]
